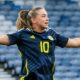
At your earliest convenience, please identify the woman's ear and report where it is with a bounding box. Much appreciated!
[31,17,36,24]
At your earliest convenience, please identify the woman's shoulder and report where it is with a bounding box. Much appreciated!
[17,28,31,33]
[47,28,57,34]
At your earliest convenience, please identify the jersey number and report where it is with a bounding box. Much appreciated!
[40,41,49,53]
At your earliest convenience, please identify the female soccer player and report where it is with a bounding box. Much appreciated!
[0,7,80,80]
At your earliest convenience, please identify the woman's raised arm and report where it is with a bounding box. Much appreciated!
[66,38,80,48]
[0,35,10,45]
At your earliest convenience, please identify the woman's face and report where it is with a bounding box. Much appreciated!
[32,9,49,29]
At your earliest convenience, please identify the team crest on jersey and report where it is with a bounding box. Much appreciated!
[30,35,35,39]
[48,36,54,41]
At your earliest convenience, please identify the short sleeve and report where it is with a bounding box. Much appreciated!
[7,31,22,45]
[55,33,69,48]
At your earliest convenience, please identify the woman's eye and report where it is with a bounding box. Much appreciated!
[42,15,46,17]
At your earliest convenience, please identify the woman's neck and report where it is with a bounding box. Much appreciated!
[32,26,45,33]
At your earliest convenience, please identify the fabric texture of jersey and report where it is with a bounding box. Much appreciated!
[7,28,68,80]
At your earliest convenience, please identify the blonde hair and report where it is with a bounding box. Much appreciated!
[16,7,43,30]
[16,10,29,30]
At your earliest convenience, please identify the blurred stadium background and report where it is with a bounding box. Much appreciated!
[0,0,80,80]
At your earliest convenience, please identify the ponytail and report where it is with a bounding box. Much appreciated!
[16,10,29,30]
